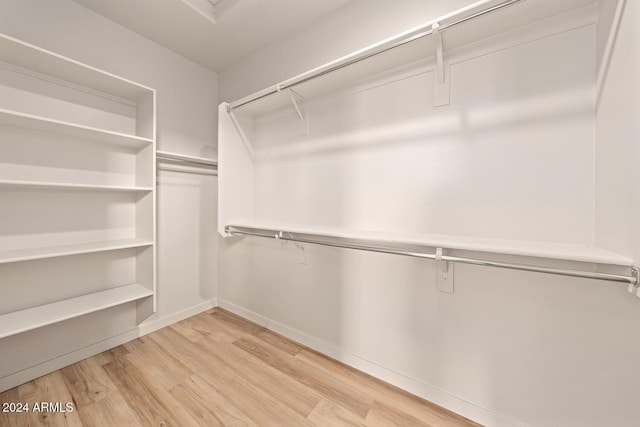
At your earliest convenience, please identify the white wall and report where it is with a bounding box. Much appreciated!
[218,1,640,426]
[595,0,637,260]
[0,0,218,389]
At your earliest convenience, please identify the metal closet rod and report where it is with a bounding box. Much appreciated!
[156,150,218,169]
[225,225,639,286]
[230,0,525,110]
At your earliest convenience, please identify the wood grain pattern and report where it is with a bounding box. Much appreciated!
[77,393,141,426]
[101,348,200,427]
[295,349,482,427]
[307,399,367,427]
[234,336,375,419]
[366,400,438,427]
[122,336,194,391]
[178,324,322,418]
[0,388,26,427]
[170,375,259,427]
[60,356,117,408]
[18,371,83,427]
[0,308,481,426]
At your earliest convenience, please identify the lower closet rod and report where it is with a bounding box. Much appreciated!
[225,225,639,286]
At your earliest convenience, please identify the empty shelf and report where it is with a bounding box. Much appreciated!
[0,109,153,149]
[0,283,153,339]
[0,34,152,101]
[0,179,153,192]
[228,221,634,266]
[0,238,154,264]
[231,0,595,115]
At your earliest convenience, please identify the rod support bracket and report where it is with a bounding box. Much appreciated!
[630,267,640,297]
[431,22,450,107]
[435,247,447,274]
[432,23,444,84]
[436,247,454,293]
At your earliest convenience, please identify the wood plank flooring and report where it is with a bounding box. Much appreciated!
[0,308,482,426]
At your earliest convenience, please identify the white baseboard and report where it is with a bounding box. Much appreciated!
[0,299,217,393]
[138,299,218,336]
[217,299,526,427]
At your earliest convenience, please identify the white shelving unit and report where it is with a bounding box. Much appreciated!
[0,238,154,265]
[0,179,153,192]
[0,109,153,149]
[218,0,634,271]
[0,283,154,339]
[227,221,634,267]
[0,33,156,336]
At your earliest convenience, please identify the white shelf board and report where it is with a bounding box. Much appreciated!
[0,109,152,149]
[0,33,152,101]
[156,150,218,166]
[0,283,153,339]
[229,221,634,267]
[0,180,152,193]
[0,238,154,265]
[231,0,595,116]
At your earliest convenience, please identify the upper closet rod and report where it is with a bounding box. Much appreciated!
[156,150,218,168]
[225,225,640,286]
[229,0,525,110]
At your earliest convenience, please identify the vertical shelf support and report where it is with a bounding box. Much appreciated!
[432,22,450,107]
[227,106,255,158]
[436,247,454,293]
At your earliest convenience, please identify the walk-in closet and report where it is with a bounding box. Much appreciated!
[1,0,639,426]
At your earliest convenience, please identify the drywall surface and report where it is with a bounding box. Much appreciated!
[219,1,640,426]
[250,27,595,244]
[0,0,218,387]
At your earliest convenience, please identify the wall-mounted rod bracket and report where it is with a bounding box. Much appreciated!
[629,267,640,296]
[432,23,444,84]
[436,247,454,293]
[436,247,448,275]
[431,22,450,107]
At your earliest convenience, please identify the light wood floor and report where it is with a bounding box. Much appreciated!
[0,308,481,426]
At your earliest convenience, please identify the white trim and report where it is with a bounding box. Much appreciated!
[0,328,138,392]
[0,299,217,392]
[138,299,217,336]
[217,299,527,427]
[596,0,627,107]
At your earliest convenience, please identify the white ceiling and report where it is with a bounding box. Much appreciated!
[72,0,351,73]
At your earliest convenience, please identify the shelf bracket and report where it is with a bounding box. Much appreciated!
[435,247,454,293]
[228,109,254,159]
[286,88,306,123]
[287,232,309,265]
[432,22,450,107]
[277,230,309,265]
